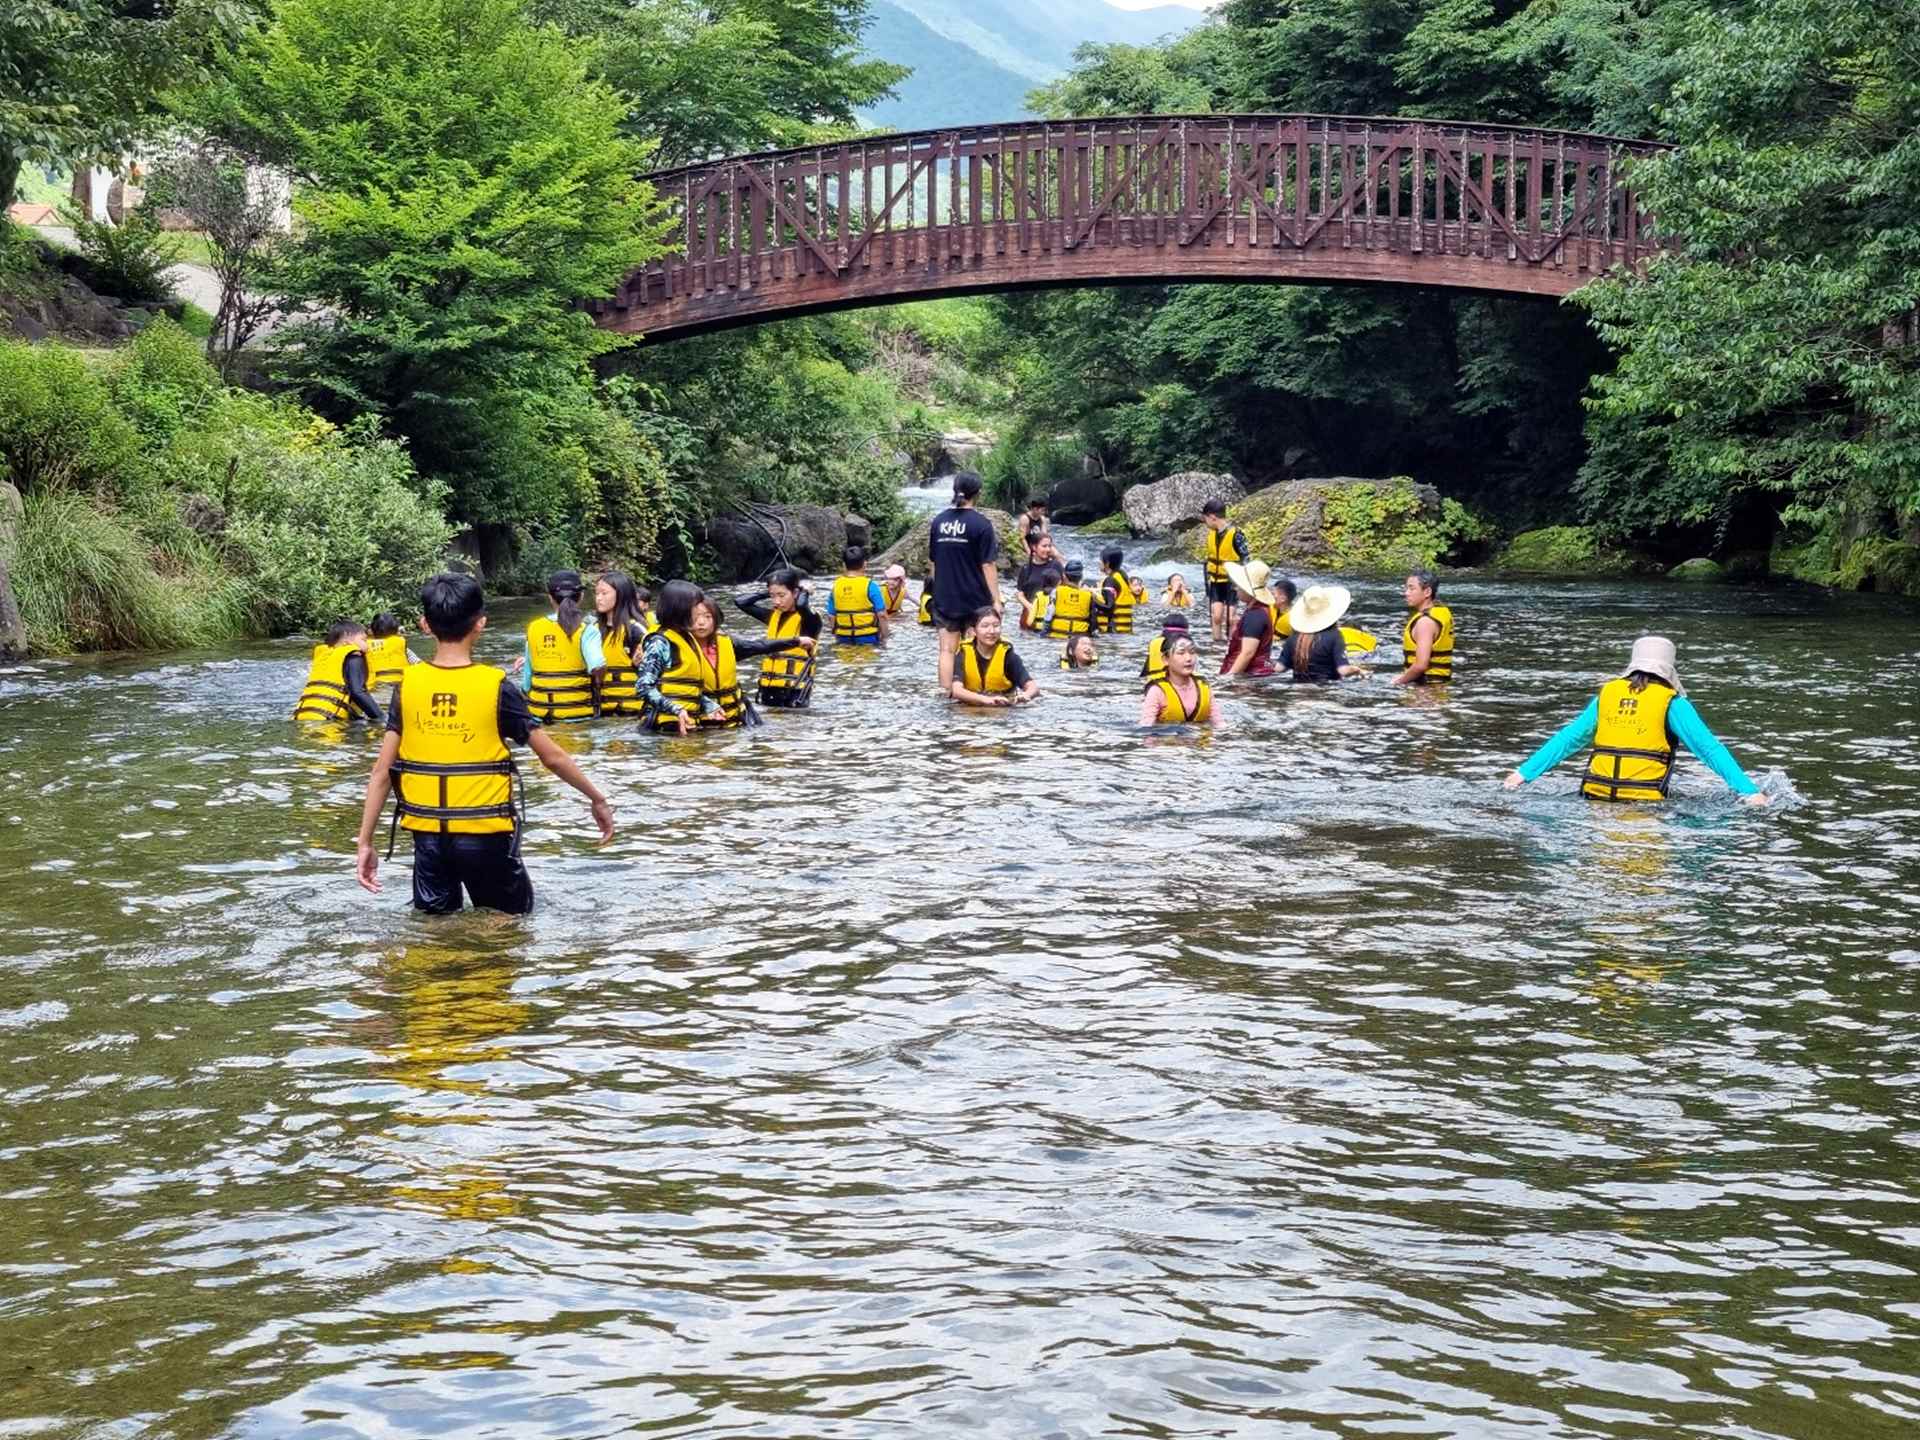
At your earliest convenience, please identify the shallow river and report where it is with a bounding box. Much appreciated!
[4,527,1920,1439]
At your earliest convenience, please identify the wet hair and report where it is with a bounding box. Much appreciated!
[1271,578,1299,606]
[951,471,983,502]
[1026,497,1047,510]
[1202,499,1227,518]
[1101,545,1123,570]
[1162,614,1190,634]
[1026,524,1045,548]
[419,573,486,642]
[974,604,1000,624]
[768,566,803,602]
[368,612,401,639]
[324,619,368,647]
[595,570,644,646]
[1627,671,1671,694]
[845,544,869,571]
[1062,635,1097,668]
[547,569,585,636]
[1063,559,1084,578]
[655,579,704,640]
[1409,569,1439,598]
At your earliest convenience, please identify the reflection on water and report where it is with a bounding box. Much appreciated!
[2,563,1919,1439]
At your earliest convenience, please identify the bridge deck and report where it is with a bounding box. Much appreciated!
[590,115,1669,340]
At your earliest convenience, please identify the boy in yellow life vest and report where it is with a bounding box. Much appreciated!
[1140,613,1190,688]
[1046,559,1097,638]
[1504,636,1771,806]
[826,544,889,646]
[355,573,614,914]
[365,613,414,691]
[293,619,386,726]
[1095,546,1136,634]
[1392,570,1455,685]
[1201,497,1248,644]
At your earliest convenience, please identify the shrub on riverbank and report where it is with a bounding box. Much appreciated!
[0,321,453,654]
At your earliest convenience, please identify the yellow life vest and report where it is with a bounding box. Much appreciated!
[293,641,358,722]
[831,573,879,641]
[1152,677,1212,724]
[597,621,645,717]
[654,629,744,730]
[1141,635,1169,687]
[526,616,594,721]
[1583,677,1676,802]
[367,634,410,690]
[1098,571,1135,634]
[389,662,517,839]
[880,581,908,616]
[759,607,811,698]
[643,610,659,633]
[917,588,935,626]
[1160,586,1192,608]
[1205,525,1240,585]
[959,640,1013,694]
[1342,626,1378,655]
[1402,604,1455,681]
[1047,583,1095,637]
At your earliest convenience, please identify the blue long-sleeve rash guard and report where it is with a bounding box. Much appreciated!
[1517,694,1760,795]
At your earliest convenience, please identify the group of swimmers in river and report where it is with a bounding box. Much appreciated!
[316,472,1767,915]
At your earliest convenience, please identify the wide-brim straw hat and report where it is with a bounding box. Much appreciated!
[1622,635,1685,695]
[1224,559,1275,605]
[1287,584,1352,634]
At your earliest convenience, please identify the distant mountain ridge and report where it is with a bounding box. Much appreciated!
[861,0,1203,131]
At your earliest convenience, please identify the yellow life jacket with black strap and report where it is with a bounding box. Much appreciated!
[959,640,1013,694]
[1141,635,1170,688]
[1583,677,1676,802]
[526,616,594,721]
[387,661,518,851]
[1402,604,1455,681]
[1099,571,1135,634]
[759,607,811,698]
[1205,525,1240,586]
[654,629,745,730]
[366,634,410,690]
[597,621,645,717]
[1152,677,1212,724]
[1047,583,1095,637]
[917,588,935,626]
[881,582,908,616]
[831,574,880,641]
[294,641,359,722]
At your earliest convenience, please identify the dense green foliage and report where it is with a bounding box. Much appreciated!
[0,322,451,652]
[59,205,184,305]
[1575,0,1920,574]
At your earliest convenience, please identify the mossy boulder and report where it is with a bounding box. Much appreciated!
[1667,557,1727,583]
[1770,531,1920,596]
[1494,525,1644,576]
[1075,511,1133,537]
[874,507,1024,577]
[1155,476,1481,573]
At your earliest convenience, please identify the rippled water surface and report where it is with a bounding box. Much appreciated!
[4,534,1920,1439]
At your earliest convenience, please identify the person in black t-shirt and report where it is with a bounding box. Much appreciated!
[926,471,1002,693]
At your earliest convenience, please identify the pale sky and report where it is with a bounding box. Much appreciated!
[1104,0,1217,9]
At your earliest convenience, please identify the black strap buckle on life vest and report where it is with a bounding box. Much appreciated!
[385,757,523,858]
[1586,745,1674,801]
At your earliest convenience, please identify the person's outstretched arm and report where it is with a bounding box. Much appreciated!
[1505,697,1600,788]
[526,730,615,840]
[354,729,403,891]
[1668,697,1767,802]
[342,651,385,721]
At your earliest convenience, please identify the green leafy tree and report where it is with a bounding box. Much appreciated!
[1575,0,1920,547]
[0,0,254,210]
[1027,28,1237,119]
[194,0,672,539]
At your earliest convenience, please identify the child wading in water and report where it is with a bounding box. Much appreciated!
[356,574,614,915]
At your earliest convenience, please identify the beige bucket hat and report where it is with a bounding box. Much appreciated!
[1622,635,1685,695]
[1287,584,1353,634]
[1224,559,1275,605]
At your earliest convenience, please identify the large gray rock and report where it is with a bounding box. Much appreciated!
[1121,470,1246,537]
[875,508,1024,576]
[928,428,995,478]
[1046,473,1118,524]
[0,481,27,659]
[704,503,849,582]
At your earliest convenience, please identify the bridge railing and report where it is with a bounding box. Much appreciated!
[593,115,1669,323]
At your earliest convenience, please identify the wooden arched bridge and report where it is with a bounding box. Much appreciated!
[589,115,1669,341]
